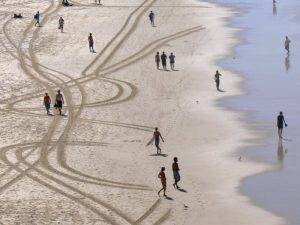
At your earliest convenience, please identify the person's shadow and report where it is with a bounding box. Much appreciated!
[217,88,226,93]
[178,188,187,193]
[149,153,168,157]
[273,3,277,15]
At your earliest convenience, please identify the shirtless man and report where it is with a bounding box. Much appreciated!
[214,70,222,91]
[285,36,291,54]
[158,167,167,197]
[154,127,164,154]
[55,90,64,115]
[172,157,180,189]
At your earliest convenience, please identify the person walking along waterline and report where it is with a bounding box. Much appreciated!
[158,167,167,197]
[154,127,164,154]
[161,52,167,70]
[58,16,64,33]
[285,36,291,54]
[44,93,51,115]
[169,53,175,70]
[277,111,287,138]
[155,52,160,69]
[55,90,64,116]
[149,11,155,26]
[88,33,94,52]
[34,11,40,27]
[172,157,180,189]
[214,70,222,91]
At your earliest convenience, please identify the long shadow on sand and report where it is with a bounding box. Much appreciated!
[149,153,168,157]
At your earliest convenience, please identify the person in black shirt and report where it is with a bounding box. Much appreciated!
[277,111,287,138]
[161,52,167,70]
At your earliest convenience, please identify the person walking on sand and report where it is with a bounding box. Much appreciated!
[161,52,167,70]
[172,157,180,189]
[88,33,94,52]
[277,111,287,138]
[58,16,64,33]
[154,128,164,154]
[158,167,167,197]
[95,0,101,5]
[44,93,51,115]
[149,11,155,26]
[285,36,291,54]
[34,11,40,27]
[169,53,175,70]
[155,52,160,69]
[214,70,222,90]
[55,90,64,116]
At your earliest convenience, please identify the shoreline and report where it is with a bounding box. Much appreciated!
[0,0,290,224]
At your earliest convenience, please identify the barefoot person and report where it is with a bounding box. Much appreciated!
[58,16,64,33]
[161,52,167,70]
[158,167,167,196]
[169,53,175,70]
[172,157,180,189]
[285,36,291,54]
[149,11,155,26]
[55,90,64,116]
[155,52,160,69]
[277,111,287,138]
[214,70,222,91]
[34,11,40,27]
[44,93,51,115]
[154,127,164,154]
[88,33,94,52]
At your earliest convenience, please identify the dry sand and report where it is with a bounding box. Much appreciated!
[0,0,287,224]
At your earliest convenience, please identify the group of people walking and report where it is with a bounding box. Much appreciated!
[155,52,176,70]
[158,157,181,197]
[43,90,65,116]
[151,128,182,197]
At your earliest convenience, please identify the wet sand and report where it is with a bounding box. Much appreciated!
[210,0,300,224]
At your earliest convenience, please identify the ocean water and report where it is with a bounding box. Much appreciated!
[205,0,300,224]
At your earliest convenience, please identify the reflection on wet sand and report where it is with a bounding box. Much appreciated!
[285,54,290,72]
[273,2,277,15]
[277,139,287,162]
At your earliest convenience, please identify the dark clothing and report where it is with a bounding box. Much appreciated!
[161,54,167,64]
[56,100,63,109]
[277,115,285,128]
[169,55,175,63]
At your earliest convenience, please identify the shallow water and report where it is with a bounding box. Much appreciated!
[205,0,300,224]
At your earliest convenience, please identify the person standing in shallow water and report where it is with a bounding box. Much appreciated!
[158,167,167,197]
[285,36,291,54]
[277,111,287,138]
[214,70,222,90]
[172,157,180,189]
[44,93,51,115]
[155,52,160,69]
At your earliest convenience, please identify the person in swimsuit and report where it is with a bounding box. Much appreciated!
[172,157,180,189]
[154,127,164,154]
[158,167,167,196]
[277,111,287,138]
[44,93,51,115]
[55,90,64,115]
[214,70,222,91]
[155,52,160,69]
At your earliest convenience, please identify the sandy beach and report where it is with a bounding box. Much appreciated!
[0,0,287,224]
